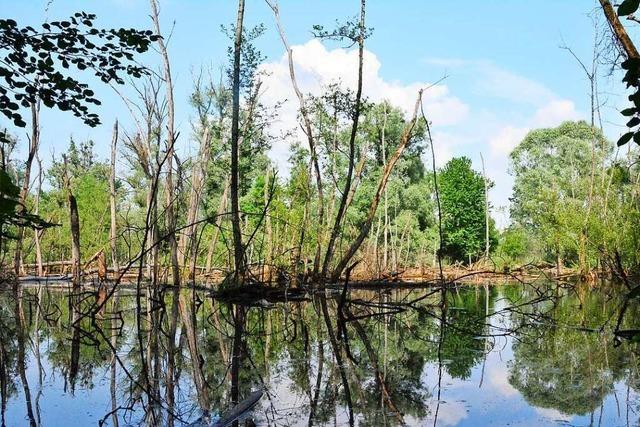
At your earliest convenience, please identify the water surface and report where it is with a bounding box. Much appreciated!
[0,281,638,426]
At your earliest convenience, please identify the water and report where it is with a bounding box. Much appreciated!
[0,281,638,426]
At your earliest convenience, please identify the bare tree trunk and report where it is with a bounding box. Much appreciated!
[480,152,489,259]
[150,0,180,286]
[266,0,325,275]
[323,0,367,278]
[109,120,119,275]
[331,92,422,281]
[599,0,639,59]
[34,153,43,276]
[230,0,246,279]
[382,105,389,272]
[13,102,40,276]
[205,180,229,275]
[264,167,273,266]
[69,193,81,289]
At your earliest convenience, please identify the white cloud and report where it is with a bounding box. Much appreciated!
[259,40,469,172]
[489,126,530,157]
[532,99,581,127]
[433,400,469,426]
[488,366,519,397]
[535,407,573,422]
[262,50,584,229]
[476,62,557,106]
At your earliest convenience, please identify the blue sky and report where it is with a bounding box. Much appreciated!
[2,0,629,226]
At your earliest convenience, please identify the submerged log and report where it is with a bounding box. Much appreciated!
[186,390,263,427]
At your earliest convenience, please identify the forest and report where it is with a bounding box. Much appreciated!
[1,0,640,426]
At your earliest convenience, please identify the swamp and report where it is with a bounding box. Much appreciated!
[2,0,640,425]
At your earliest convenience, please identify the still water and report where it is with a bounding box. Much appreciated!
[0,282,638,426]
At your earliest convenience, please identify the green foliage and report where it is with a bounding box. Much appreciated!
[508,121,635,270]
[497,226,531,265]
[0,168,55,240]
[0,13,158,127]
[438,156,489,263]
[618,0,640,16]
[21,139,111,263]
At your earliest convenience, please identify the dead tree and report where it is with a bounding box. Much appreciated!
[230,0,246,279]
[266,0,326,275]
[322,0,367,279]
[12,102,40,276]
[62,156,81,288]
[150,0,181,286]
[109,120,120,275]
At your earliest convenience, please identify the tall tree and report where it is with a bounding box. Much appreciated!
[149,0,180,286]
[230,0,246,279]
[439,156,489,264]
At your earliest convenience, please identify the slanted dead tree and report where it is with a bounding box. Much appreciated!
[599,0,639,59]
[178,74,215,282]
[121,79,165,284]
[330,92,423,282]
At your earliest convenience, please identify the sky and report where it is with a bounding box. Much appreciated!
[2,0,631,227]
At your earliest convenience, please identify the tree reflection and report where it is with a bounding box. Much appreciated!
[0,282,637,426]
[508,284,632,416]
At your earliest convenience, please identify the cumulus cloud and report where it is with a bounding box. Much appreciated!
[488,99,580,158]
[259,40,469,171]
[262,50,583,228]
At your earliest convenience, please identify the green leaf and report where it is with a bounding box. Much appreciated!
[618,132,634,146]
[627,116,640,127]
[618,0,640,16]
[621,108,637,116]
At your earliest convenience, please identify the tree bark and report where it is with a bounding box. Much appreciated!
[599,0,640,59]
[13,102,40,276]
[150,0,180,286]
[323,0,367,278]
[230,0,246,279]
[69,192,81,289]
[109,120,119,275]
[266,0,326,275]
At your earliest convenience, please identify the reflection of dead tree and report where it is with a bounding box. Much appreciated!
[319,294,354,425]
[14,288,37,427]
[179,294,210,409]
[345,305,404,423]
[230,304,246,406]
[109,296,120,427]
[308,304,325,426]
